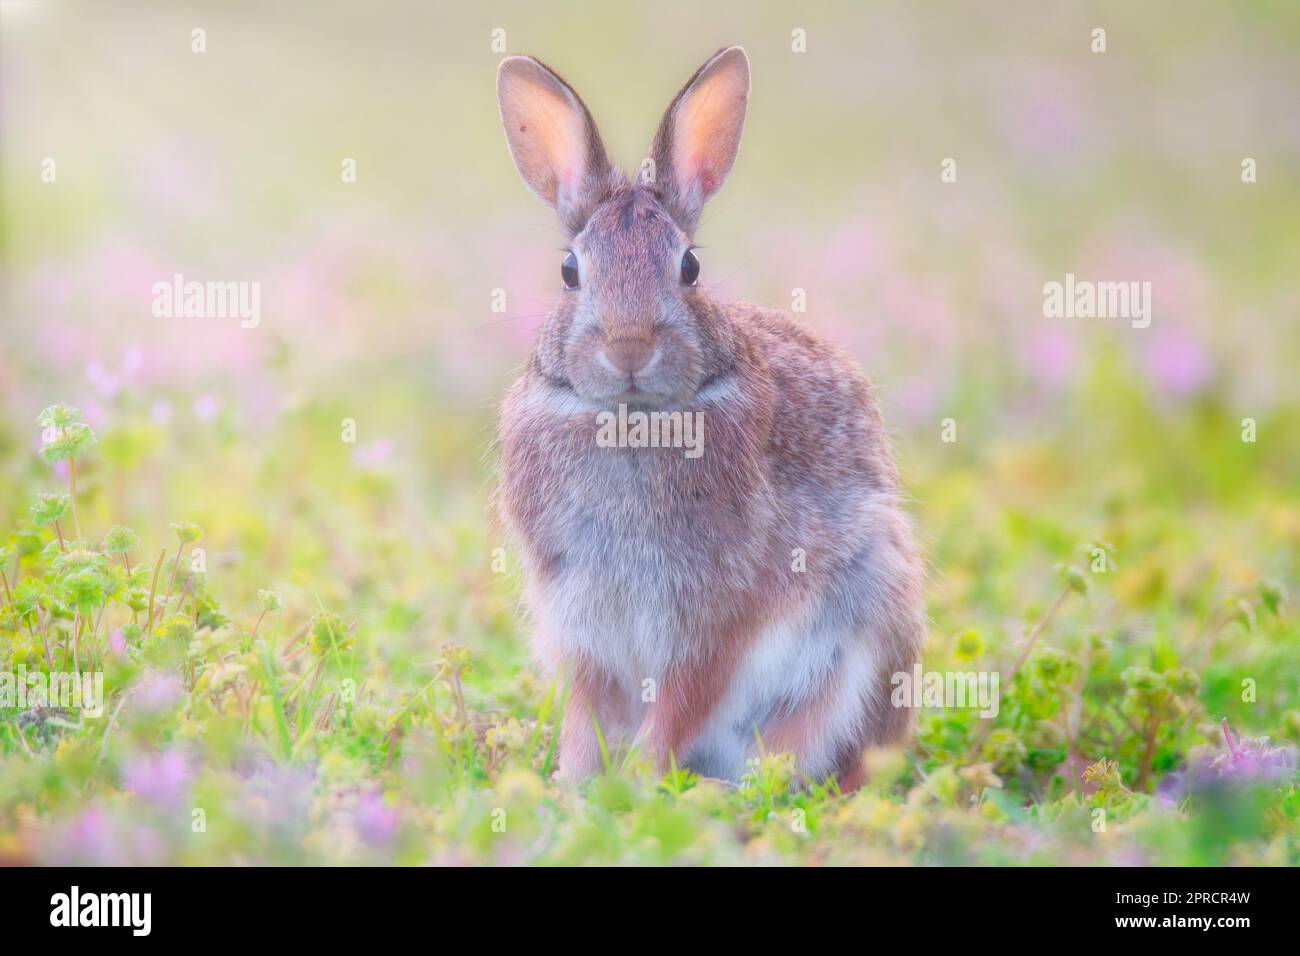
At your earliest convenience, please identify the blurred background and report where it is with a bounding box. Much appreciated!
[0,0,1297,864]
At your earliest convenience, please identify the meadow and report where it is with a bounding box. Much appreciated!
[1,359,1295,865]
[1,0,1297,865]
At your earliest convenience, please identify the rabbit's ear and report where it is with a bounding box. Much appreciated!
[497,56,613,233]
[648,46,750,232]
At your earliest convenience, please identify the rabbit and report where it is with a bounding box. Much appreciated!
[494,46,926,790]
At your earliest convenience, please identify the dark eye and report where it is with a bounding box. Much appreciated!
[561,251,579,290]
[680,248,700,286]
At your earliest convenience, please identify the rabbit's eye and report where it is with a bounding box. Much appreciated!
[561,251,580,290]
[680,249,700,286]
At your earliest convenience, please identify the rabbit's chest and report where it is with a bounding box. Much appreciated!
[521,451,770,675]
[542,529,695,679]
[537,456,724,606]
[500,387,777,674]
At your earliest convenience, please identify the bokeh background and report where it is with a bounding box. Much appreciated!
[0,0,1297,865]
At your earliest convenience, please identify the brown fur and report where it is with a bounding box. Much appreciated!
[493,49,926,788]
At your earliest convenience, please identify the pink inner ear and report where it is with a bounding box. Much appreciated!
[502,67,588,204]
[672,64,746,201]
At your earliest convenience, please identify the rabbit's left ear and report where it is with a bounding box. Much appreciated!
[648,46,750,232]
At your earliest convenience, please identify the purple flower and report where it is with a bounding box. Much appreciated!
[86,360,121,398]
[1155,770,1189,808]
[1204,733,1295,786]
[54,807,119,865]
[1146,327,1212,396]
[352,439,393,471]
[1159,721,1296,805]
[1001,68,1093,161]
[86,348,146,398]
[122,346,144,378]
[193,394,221,422]
[1022,327,1078,388]
[130,670,184,714]
[354,789,398,847]
[241,760,316,831]
[123,750,191,808]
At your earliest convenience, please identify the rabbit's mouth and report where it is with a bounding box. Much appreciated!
[588,364,676,406]
[584,378,693,412]
[587,356,716,407]
[599,383,670,406]
[563,323,705,408]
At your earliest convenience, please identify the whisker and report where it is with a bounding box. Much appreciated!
[468,312,550,331]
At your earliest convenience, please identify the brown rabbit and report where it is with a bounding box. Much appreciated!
[494,47,925,789]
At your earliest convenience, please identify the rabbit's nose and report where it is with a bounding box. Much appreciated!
[602,337,655,375]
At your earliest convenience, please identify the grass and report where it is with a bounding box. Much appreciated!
[0,344,1296,866]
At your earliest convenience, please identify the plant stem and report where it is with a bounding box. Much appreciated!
[451,668,468,727]
[68,458,82,541]
[146,548,166,637]
[163,546,182,617]
[98,691,130,763]
[1221,717,1239,757]
[1136,714,1160,791]
[969,584,1073,756]
[35,603,54,673]
[13,723,35,757]
[90,601,105,671]
[1004,585,1073,687]
[54,520,66,552]
[71,607,82,673]
[3,567,42,642]
[1192,604,1234,668]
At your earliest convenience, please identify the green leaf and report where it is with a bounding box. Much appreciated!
[102,525,141,554]
[29,493,71,527]
[36,403,81,429]
[39,422,96,463]
[257,589,284,612]
[62,569,106,610]
[170,522,203,545]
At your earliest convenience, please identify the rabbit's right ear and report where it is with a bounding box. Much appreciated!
[497,56,613,233]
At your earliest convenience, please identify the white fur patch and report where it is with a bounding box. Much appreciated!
[684,603,878,780]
